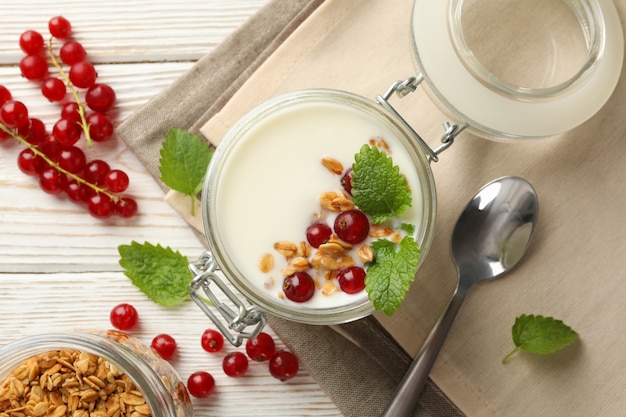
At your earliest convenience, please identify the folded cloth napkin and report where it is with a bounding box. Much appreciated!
[118,1,463,416]
[161,0,626,416]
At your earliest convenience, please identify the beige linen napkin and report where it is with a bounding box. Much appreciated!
[119,0,463,416]
[163,0,626,416]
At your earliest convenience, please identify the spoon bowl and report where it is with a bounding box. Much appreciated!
[381,176,538,417]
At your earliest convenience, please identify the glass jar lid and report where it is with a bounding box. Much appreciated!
[411,0,624,139]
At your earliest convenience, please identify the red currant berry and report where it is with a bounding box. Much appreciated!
[39,167,67,194]
[19,55,49,81]
[337,266,367,294]
[334,209,370,244]
[283,272,315,303]
[17,118,47,145]
[0,85,12,107]
[86,84,116,112]
[200,329,224,353]
[151,334,177,360]
[17,149,44,176]
[245,332,275,362]
[41,78,67,102]
[69,61,97,88]
[58,146,86,174]
[84,160,110,185]
[115,197,138,218]
[19,30,44,54]
[59,40,86,65]
[109,303,139,330]
[48,16,72,39]
[306,222,332,248]
[1,100,29,128]
[269,350,299,381]
[65,179,90,204]
[86,112,114,142]
[39,135,62,162]
[341,167,353,195]
[187,371,215,399]
[88,194,115,219]
[53,118,81,147]
[222,352,249,377]
[104,169,129,193]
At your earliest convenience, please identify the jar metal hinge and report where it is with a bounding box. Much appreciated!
[376,75,467,162]
[189,252,267,346]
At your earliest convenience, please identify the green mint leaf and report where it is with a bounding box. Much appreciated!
[365,236,420,315]
[118,241,193,307]
[502,314,579,363]
[401,223,416,235]
[351,144,412,224]
[159,128,213,215]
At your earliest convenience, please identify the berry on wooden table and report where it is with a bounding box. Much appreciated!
[48,16,72,39]
[187,371,215,399]
[109,303,139,330]
[151,334,177,360]
[19,30,44,55]
[269,350,299,381]
[222,352,249,377]
[200,329,224,353]
[245,332,276,362]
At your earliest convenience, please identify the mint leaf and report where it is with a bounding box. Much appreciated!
[401,223,416,235]
[118,241,193,307]
[159,128,213,215]
[365,236,420,315]
[351,144,412,224]
[502,314,579,363]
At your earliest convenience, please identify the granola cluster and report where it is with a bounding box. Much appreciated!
[0,348,151,417]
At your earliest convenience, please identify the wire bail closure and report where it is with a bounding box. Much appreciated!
[376,75,466,162]
[189,252,267,347]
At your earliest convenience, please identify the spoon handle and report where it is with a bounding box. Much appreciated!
[380,286,467,417]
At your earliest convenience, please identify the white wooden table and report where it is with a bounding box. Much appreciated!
[0,1,342,415]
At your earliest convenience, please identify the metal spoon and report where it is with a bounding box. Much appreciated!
[381,176,538,417]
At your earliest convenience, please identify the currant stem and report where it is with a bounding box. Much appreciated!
[0,122,118,201]
[46,37,93,148]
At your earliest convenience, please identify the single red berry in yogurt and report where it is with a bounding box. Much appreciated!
[306,222,332,248]
[337,266,367,294]
[334,209,370,244]
[283,272,315,302]
[341,167,353,196]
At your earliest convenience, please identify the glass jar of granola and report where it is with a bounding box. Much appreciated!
[0,330,192,417]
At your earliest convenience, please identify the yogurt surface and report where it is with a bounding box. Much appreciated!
[210,94,427,312]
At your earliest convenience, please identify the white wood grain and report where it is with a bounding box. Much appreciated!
[0,1,343,415]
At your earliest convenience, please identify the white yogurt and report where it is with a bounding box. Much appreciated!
[210,94,427,312]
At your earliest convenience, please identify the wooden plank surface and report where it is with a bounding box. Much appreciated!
[0,1,342,415]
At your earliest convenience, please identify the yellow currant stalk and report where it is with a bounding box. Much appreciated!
[0,122,118,201]
[46,37,93,147]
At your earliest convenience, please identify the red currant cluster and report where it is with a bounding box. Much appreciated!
[0,16,137,219]
[109,303,299,400]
